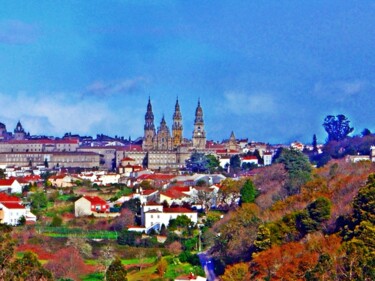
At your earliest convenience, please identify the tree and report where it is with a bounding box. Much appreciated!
[168,215,193,231]
[9,251,53,281]
[156,258,168,278]
[167,241,183,257]
[0,168,5,179]
[106,257,127,281]
[221,263,250,281]
[217,178,243,208]
[45,247,86,280]
[240,179,257,203]
[312,134,318,153]
[51,215,63,227]
[186,151,208,172]
[229,155,241,174]
[274,148,312,195]
[307,197,331,224]
[206,154,221,173]
[323,114,354,142]
[30,191,48,210]
[253,224,271,252]
[362,128,371,136]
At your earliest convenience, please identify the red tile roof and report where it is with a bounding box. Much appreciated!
[242,156,258,160]
[82,195,107,205]
[164,207,196,213]
[0,179,16,186]
[0,192,21,202]
[137,174,175,181]
[140,189,158,196]
[160,190,187,200]
[122,157,135,161]
[0,202,25,209]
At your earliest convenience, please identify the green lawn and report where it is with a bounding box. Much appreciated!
[81,272,104,281]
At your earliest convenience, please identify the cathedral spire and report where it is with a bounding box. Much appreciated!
[192,99,206,150]
[142,98,156,151]
[172,97,183,147]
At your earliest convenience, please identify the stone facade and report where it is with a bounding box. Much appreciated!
[192,100,206,150]
[0,152,100,169]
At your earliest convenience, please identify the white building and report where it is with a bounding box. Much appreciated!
[141,203,198,230]
[0,202,27,225]
[0,179,22,193]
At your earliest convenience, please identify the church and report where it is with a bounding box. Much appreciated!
[119,98,207,170]
[142,97,206,152]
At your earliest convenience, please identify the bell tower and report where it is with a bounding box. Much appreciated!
[192,99,206,150]
[142,97,156,151]
[172,98,183,148]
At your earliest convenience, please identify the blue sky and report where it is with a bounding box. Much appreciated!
[0,1,374,144]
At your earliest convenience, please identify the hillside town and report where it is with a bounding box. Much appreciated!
[1,98,375,281]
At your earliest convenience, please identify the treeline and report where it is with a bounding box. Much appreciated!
[209,151,375,280]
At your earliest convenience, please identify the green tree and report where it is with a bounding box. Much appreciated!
[0,168,5,179]
[30,191,48,210]
[206,154,221,173]
[361,128,371,136]
[168,215,193,231]
[240,179,257,203]
[312,134,318,153]
[323,114,354,142]
[8,251,53,281]
[105,257,127,281]
[274,148,312,195]
[229,155,241,173]
[307,197,331,224]
[51,215,63,227]
[253,224,271,252]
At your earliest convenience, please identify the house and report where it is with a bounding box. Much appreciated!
[0,192,36,225]
[241,155,258,166]
[263,151,273,166]
[140,202,198,231]
[49,174,75,188]
[114,188,159,205]
[74,195,109,217]
[175,272,207,281]
[0,202,27,225]
[0,179,22,193]
[160,187,191,206]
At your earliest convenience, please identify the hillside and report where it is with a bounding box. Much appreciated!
[210,159,375,280]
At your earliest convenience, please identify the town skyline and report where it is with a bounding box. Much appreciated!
[1,2,374,143]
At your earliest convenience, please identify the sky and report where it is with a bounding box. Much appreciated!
[0,1,374,144]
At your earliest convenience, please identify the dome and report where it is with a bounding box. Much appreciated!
[0,122,6,129]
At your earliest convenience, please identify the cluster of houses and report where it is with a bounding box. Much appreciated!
[0,192,36,225]
[73,172,226,233]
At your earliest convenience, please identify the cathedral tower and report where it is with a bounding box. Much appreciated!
[155,115,173,151]
[172,98,183,148]
[192,100,206,150]
[14,121,26,140]
[142,98,156,151]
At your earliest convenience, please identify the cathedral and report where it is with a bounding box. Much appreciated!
[142,98,206,151]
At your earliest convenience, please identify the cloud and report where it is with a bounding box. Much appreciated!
[222,91,277,115]
[85,77,149,97]
[0,20,39,45]
[0,91,110,136]
[0,90,146,138]
[313,80,369,102]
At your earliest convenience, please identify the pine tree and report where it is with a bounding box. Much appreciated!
[105,257,127,281]
[240,179,257,203]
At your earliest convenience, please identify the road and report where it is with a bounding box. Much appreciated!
[198,252,218,281]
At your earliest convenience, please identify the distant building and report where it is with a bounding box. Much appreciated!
[74,195,109,217]
[141,202,198,230]
[13,121,27,140]
[0,179,22,193]
[0,193,36,225]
